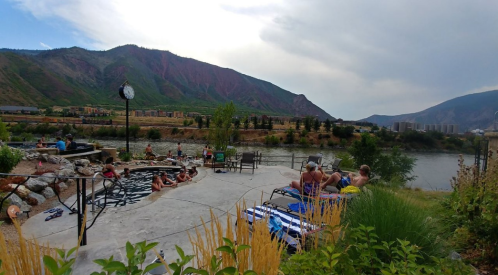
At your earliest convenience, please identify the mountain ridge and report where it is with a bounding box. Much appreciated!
[0,45,333,119]
[362,89,498,131]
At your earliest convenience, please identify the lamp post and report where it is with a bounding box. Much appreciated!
[119,81,135,153]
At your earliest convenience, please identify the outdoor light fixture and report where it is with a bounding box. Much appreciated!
[119,81,134,153]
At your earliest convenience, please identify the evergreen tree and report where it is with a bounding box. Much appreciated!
[295,120,301,130]
[268,117,273,130]
[324,118,332,132]
[197,116,203,129]
[313,119,320,132]
[243,116,249,130]
[253,116,258,129]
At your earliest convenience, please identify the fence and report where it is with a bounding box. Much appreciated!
[234,152,327,170]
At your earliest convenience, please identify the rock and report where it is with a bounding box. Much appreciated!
[27,192,46,205]
[8,184,31,199]
[74,159,90,167]
[57,169,75,177]
[24,178,48,192]
[57,182,68,191]
[20,201,32,212]
[22,157,27,161]
[77,166,94,176]
[41,187,56,199]
[6,193,23,207]
[38,154,49,162]
[47,156,59,164]
[38,173,57,183]
[61,163,75,170]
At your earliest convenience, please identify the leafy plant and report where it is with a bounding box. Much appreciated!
[119,151,133,162]
[147,128,162,140]
[209,102,236,151]
[0,118,9,141]
[91,241,162,275]
[0,145,23,173]
[43,248,77,275]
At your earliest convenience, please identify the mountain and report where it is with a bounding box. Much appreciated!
[0,45,333,119]
[362,90,498,131]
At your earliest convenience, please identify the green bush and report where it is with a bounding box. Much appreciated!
[0,118,10,141]
[334,151,355,170]
[342,187,448,262]
[0,145,23,173]
[129,124,140,138]
[10,136,23,142]
[264,135,279,145]
[298,137,309,147]
[171,127,179,135]
[118,151,133,162]
[147,128,162,140]
[285,128,295,144]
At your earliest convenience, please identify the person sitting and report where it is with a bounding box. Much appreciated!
[166,150,173,159]
[66,136,78,150]
[145,144,155,159]
[102,157,121,179]
[55,137,66,152]
[36,139,46,148]
[160,171,177,187]
[176,169,192,183]
[189,166,198,178]
[321,165,370,190]
[151,175,168,192]
[290,161,323,196]
[123,168,131,178]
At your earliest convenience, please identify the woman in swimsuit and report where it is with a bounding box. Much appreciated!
[102,157,121,179]
[290,161,323,196]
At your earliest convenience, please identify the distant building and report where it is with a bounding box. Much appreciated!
[395,121,460,134]
[0,106,40,114]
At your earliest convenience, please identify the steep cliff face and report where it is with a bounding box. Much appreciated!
[0,45,333,119]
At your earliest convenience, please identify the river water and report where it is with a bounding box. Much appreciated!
[92,139,474,191]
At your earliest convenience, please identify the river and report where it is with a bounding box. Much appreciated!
[91,139,474,191]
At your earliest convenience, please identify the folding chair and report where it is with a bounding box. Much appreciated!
[300,155,322,174]
[239,152,256,173]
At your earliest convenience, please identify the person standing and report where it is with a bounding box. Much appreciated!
[177,142,182,161]
[55,137,66,152]
[145,144,155,159]
[202,144,208,162]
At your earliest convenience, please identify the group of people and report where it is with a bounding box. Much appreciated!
[151,168,194,192]
[202,144,213,163]
[291,161,370,196]
[146,142,191,161]
[36,135,77,151]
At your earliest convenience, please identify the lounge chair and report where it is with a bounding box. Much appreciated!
[212,151,226,171]
[239,152,256,174]
[300,155,322,174]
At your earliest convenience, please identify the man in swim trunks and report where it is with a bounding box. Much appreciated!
[177,143,182,161]
[321,165,370,190]
[145,144,155,159]
[176,169,192,183]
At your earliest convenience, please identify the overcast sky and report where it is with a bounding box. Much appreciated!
[2,0,498,120]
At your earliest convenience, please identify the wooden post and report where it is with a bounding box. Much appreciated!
[291,153,295,169]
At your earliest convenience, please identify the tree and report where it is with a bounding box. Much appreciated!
[252,116,258,129]
[295,120,301,130]
[348,133,381,169]
[304,116,313,132]
[313,119,320,132]
[234,118,240,129]
[129,124,140,139]
[371,125,379,131]
[324,119,332,132]
[0,118,9,141]
[197,116,203,129]
[206,117,210,128]
[285,128,295,144]
[209,102,236,151]
[268,117,273,130]
[243,116,249,130]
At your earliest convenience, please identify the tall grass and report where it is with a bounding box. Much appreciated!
[188,201,285,275]
[342,187,448,261]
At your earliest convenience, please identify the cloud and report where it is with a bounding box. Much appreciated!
[8,0,498,120]
[39,42,52,49]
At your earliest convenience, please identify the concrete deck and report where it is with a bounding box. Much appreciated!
[21,165,299,274]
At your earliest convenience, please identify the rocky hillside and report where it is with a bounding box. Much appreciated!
[362,89,498,131]
[0,45,333,119]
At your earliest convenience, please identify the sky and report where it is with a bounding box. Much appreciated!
[1,0,498,120]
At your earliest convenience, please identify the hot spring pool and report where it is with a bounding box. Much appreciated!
[89,167,180,207]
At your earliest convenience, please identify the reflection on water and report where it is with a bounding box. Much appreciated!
[94,139,473,191]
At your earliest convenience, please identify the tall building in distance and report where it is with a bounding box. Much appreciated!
[393,122,459,134]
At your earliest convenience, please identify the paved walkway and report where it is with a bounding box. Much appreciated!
[21,165,299,274]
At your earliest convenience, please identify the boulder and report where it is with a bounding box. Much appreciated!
[39,153,49,162]
[57,169,75,178]
[77,166,94,176]
[41,187,56,199]
[6,193,23,207]
[38,173,57,184]
[47,156,60,164]
[61,163,75,170]
[27,192,46,205]
[9,184,31,199]
[20,201,32,212]
[74,159,90,167]
[25,178,48,192]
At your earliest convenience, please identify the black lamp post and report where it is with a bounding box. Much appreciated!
[119,81,135,153]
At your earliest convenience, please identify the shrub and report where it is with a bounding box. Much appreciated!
[0,145,23,173]
[285,128,295,144]
[171,127,180,135]
[342,187,448,261]
[334,151,355,170]
[298,137,309,147]
[129,124,140,138]
[10,136,23,142]
[0,118,9,141]
[264,135,279,145]
[147,128,162,140]
[118,151,133,162]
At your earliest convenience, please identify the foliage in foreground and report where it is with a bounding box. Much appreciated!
[280,225,473,275]
[446,153,498,265]
[0,145,23,173]
[342,187,448,261]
